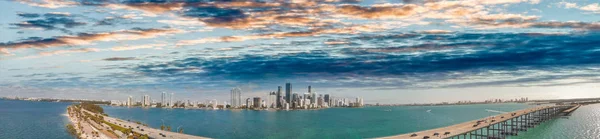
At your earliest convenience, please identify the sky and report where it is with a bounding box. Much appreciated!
[1,0,600,104]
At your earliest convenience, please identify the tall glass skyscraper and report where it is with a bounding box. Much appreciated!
[285,83,292,104]
[276,86,282,108]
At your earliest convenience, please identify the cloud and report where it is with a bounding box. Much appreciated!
[43,12,71,17]
[419,29,453,34]
[111,43,168,51]
[39,48,99,56]
[11,17,86,31]
[15,0,77,8]
[558,2,578,9]
[580,3,600,13]
[531,21,600,30]
[0,28,182,54]
[157,17,206,26]
[529,0,540,4]
[336,4,418,19]
[175,24,384,46]
[103,57,137,61]
[17,12,41,18]
[129,33,600,88]
[557,2,600,14]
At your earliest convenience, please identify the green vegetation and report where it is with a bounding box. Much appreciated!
[66,124,79,137]
[80,103,104,114]
[103,120,132,135]
[83,112,104,124]
[140,134,149,139]
[68,104,149,139]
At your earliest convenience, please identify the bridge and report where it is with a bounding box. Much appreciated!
[379,105,578,139]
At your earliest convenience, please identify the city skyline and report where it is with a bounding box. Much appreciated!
[102,83,366,109]
[1,0,600,104]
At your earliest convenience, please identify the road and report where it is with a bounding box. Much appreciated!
[81,109,209,139]
[378,105,572,139]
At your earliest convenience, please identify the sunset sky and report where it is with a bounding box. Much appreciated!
[1,0,600,103]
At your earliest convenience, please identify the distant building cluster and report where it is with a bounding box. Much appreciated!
[237,83,364,110]
[110,83,364,110]
[372,97,532,106]
[482,97,529,104]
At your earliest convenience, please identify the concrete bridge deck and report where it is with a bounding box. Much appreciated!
[378,105,575,139]
[563,105,581,113]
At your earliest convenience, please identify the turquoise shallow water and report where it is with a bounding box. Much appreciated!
[1,99,597,139]
[102,103,533,138]
[513,103,600,139]
[0,100,73,139]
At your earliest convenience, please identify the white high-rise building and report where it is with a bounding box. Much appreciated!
[141,95,144,106]
[317,95,324,107]
[358,97,364,107]
[230,87,242,108]
[127,96,133,106]
[161,92,166,107]
[142,95,150,107]
[169,93,174,107]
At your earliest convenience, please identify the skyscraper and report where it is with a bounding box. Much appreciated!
[161,92,166,107]
[317,94,324,107]
[285,83,292,104]
[246,98,252,108]
[324,94,330,105]
[169,93,174,107]
[308,85,312,93]
[311,92,317,105]
[292,93,299,108]
[230,87,242,108]
[268,92,276,108]
[142,95,150,107]
[276,86,282,108]
[253,97,261,108]
[303,93,310,103]
[127,96,133,106]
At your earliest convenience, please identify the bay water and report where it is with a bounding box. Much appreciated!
[0,99,73,139]
[1,99,598,139]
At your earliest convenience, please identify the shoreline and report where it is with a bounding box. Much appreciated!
[67,104,210,139]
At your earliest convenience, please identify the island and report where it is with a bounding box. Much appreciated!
[66,103,209,139]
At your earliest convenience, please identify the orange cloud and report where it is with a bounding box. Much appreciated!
[0,28,182,54]
[336,4,418,19]
[176,24,384,46]
[39,48,99,56]
[15,0,77,8]
[111,43,168,51]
